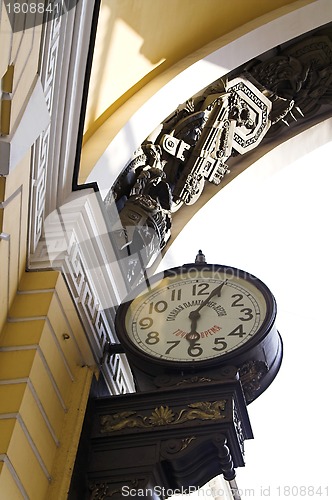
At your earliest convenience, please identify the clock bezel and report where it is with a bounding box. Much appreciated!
[115,263,277,370]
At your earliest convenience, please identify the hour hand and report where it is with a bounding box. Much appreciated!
[185,310,200,343]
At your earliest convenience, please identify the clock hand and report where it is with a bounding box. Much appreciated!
[186,280,227,344]
[189,280,227,319]
[185,313,200,343]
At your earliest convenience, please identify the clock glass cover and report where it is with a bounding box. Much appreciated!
[118,265,276,365]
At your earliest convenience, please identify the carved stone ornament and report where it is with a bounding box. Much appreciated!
[224,76,272,153]
[105,25,332,285]
[100,400,227,433]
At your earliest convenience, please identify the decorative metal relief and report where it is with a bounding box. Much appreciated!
[160,436,197,456]
[89,479,143,500]
[153,365,238,389]
[100,400,228,433]
[106,26,332,283]
[89,482,110,500]
[233,404,245,456]
[239,360,268,403]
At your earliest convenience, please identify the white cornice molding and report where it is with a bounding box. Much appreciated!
[0,76,50,175]
[47,0,97,209]
[30,188,135,394]
[26,1,135,395]
[29,0,96,251]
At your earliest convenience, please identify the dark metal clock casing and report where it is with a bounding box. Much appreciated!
[115,263,282,401]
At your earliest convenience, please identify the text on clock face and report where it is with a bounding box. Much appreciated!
[167,300,226,321]
[126,277,267,361]
[172,325,222,338]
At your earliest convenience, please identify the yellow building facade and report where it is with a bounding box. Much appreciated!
[0,1,330,498]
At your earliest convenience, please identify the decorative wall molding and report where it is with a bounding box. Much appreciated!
[0,454,28,500]
[30,189,135,394]
[29,0,96,252]
[25,2,135,395]
[29,5,64,254]
[0,182,25,327]
[0,76,50,175]
[0,412,52,480]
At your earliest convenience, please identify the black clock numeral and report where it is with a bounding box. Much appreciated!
[170,289,182,301]
[192,283,210,296]
[228,324,246,338]
[145,331,160,344]
[239,308,253,321]
[148,300,168,314]
[165,340,181,354]
[231,294,244,307]
[187,342,203,357]
[212,337,227,351]
[139,317,153,329]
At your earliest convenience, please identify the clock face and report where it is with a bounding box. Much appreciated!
[117,265,276,366]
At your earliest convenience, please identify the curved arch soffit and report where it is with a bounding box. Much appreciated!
[85,0,332,198]
[84,2,332,279]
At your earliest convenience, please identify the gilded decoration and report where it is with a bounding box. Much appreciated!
[153,366,239,389]
[175,376,213,386]
[89,479,141,500]
[100,400,227,433]
[89,482,110,499]
[161,436,197,456]
[239,360,268,403]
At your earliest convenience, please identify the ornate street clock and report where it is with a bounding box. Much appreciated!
[77,261,282,496]
[115,254,283,402]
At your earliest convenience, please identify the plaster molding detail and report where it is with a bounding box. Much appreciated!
[29,8,63,254]
[29,0,96,253]
[0,76,50,176]
[0,454,28,499]
[30,189,135,395]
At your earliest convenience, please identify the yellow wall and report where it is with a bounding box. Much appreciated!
[0,157,97,496]
[0,8,97,498]
[0,271,95,499]
[0,152,30,332]
[0,7,44,328]
[0,12,42,136]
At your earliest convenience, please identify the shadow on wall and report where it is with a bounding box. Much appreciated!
[112,0,300,65]
[84,0,297,134]
[84,1,115,127]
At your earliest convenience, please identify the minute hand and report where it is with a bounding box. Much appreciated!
[189,280,227,320]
